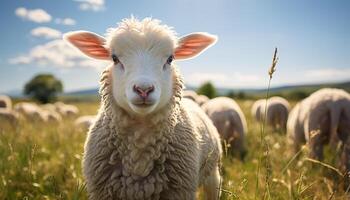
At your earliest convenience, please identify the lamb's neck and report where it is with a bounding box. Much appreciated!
[106,102,177,177]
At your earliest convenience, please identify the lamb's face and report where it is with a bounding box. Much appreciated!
[64,17,217,116]
[108,30,175,115]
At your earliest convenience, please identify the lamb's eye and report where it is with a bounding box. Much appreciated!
[166,55,174,64]
[112,54,119,64]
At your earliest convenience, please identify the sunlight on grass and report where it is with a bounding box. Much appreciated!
[0,101,349,199]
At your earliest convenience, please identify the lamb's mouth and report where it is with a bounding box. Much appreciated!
[132,101,155,108]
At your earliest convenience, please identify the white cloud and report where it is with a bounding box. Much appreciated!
[75,0,105,11]
[305,68,350,79]
[15,7,52,23]
[8,40,108,69]
[31,27,62,39]
[8,56,32,65]
[55,18,76,26]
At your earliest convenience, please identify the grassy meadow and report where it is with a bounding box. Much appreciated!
[0,99,349,199]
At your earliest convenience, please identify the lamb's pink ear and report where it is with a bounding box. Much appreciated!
[174,32,217,60]
[63,31,110,60]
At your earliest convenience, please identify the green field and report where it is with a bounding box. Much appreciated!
[0,100,348,199]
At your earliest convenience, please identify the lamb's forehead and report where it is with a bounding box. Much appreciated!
[105,18,177,56]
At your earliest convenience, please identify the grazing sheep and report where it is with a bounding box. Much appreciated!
[14,102,47,122]
[196,94,209,106]
[286,103,307,152]
[202,97,247,159]
[41,104,62,122]
[75,115,96,130]
[251,99,264,121]
[0,95,12,110]
[64,17,222,200]
[287,88,350,174]
[264,96,290,131]
[54,102,79,117]
[0,109,19,125]
[42,103,57,112]
[256,97,290,131]
[183,90,198,102]
[43,110,62,122]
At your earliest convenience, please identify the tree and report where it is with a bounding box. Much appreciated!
[226,90,236,98]
[197,82,217,99]
[237,91,246,99]
[24,74,63,103]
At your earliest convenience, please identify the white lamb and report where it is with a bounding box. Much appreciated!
[196,94,210,106]
[287,88,350,166]
[264,96,290,131]
[251,99,264,121]
[75,115,96,130]
[14,102,47,122]
[202,97,247,159]
[54,102,79,117]
[253,97,290,131]
[0,95,12,111]
[183,90,199,102]
[64,17,222,200]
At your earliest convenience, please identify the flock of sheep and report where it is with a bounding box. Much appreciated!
[0,96,95,129]
[2,17,350,199]
[2,87,349,199]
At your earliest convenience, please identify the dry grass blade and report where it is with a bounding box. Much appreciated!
[268,47,279,78]
[255,47,279,200]
[282,145,305,174]
[305,158,343,177]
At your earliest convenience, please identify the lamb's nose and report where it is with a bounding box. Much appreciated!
[133,85,155,99]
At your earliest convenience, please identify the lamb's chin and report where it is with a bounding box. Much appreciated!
[129,103,157,116]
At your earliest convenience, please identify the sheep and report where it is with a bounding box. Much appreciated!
[75,115,96,130]
[54,102,79,117]
[14,102,47,122]
[254,97,290,131]
[202,97,247,159]
[183,91,209,106]
[64,17,222,200]
[0,95,12,110]
[41,104,62,122]
[263,96,290,131]
[287,88,350,174]
[286,103,307,152]
[183,90,199,102]
[251,99,264,121]
[196,94,209,106]
[0,109,19,125]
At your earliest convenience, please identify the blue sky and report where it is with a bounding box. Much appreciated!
[0,0,349,93]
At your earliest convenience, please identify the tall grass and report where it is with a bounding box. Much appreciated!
[254,48,278,200]
[1,94,349,199]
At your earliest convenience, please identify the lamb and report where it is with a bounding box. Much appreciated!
[196,94,209,106]
[202,97,247,159]
[287,88,350,175]
[0,109,19,125]
[183,90,199,102]
[64,17,222,200]
[41,104,62,122]
[286,103,307,152]
[254,97,290,131]
[263,96,290,131]
[75,115,96,130]
[251,99,264,121]
[14,102,47,122]
[54,102,79,117]
[0,95,12,110]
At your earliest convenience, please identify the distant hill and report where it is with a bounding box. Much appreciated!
[63,81,350,96]
[4,80,350,101]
